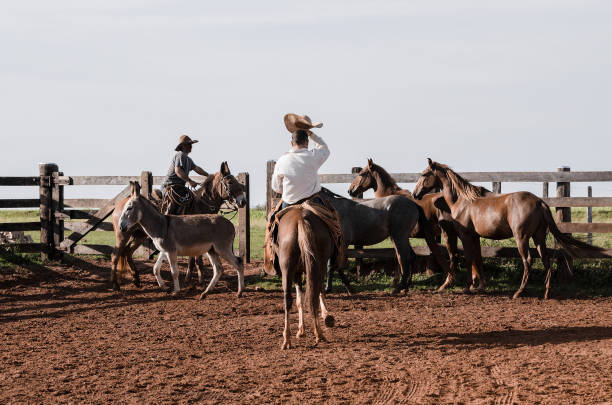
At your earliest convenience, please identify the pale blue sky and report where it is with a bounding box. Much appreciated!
[1,1,611,204]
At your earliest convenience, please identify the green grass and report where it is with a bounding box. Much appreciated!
[2,207,612,297]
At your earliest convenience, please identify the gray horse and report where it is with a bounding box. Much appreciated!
[319,188,450,294]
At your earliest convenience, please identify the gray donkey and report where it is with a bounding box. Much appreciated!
[118,181,244,297]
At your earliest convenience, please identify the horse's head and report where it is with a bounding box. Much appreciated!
[215,161,247,208]
[348,158,377,197]
[118,181,146,232]
[413,158,444,199]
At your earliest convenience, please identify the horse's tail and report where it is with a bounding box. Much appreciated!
[418,206,451,275]
[297,213,321,317]
[541,200,603,263]
[116,254,129,281]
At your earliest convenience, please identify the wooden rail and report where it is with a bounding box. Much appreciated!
[1,167,251,263]
[265,161,612,261]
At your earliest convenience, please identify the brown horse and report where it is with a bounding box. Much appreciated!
[110,162,246,291]
[274,206,335,350]
[348,158,490,290]
[413,158,603,298]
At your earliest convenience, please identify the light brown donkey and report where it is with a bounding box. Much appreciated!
[413,159,603,299]
[118,182,244,297]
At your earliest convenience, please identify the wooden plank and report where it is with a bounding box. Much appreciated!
[64,199,109,209]
[319,171,612,184]
[69,175,206,186]
[71,244,114,255]
[0,222,40,232]
[63,210,99,220]
[542,197,612,207]
[237,173,250,263]
[492,181,501,194]
[0,177,40,186]
[39,163,58,260]
[53,171,65,260]
[347,245,612,259]
[557,223,612,233]
[64,222,114,232]
[0,199,40,208]
[60,185,131,251]
[0,243,43,253]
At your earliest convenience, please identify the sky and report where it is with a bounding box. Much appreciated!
[1,0,611,205]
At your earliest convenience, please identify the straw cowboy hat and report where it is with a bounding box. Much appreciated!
[283,113,323,133]
[175,135,199,151]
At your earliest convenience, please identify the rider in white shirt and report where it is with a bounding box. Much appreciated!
[272,129,330,207]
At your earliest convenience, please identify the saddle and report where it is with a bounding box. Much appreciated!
[161,184,195,215]
[264,193,347,276]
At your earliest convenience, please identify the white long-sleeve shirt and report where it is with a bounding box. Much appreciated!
[272,133,330,204]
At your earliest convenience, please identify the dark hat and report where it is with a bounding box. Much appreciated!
[175,135,199,151]
[283,113,323,133]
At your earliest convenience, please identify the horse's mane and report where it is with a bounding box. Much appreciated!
[433,162,486,202]
[369,162,411,196]
[320,187,348,201]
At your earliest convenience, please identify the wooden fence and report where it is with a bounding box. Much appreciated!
[0,163,251,262]
[266,160,612,259]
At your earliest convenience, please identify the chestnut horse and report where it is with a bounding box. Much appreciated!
[413,159,603,298]
[118,182,244,296]
[110,162,246,291]
[348,158,491,290]
[276,206,335,350]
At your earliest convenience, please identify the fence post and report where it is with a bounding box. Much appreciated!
[492,181,501,194]
[52,169,64,260]
[556,166,572,276]
[136,171,154,258]
[266,160,277,215]
[351,166,364,277]
[238,172,250,263]
[587,186,593,245]
[542,182,549,198]
[39,163,58,261]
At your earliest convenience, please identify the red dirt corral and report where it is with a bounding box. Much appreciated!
[1,257,611,404]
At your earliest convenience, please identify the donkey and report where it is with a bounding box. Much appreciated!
[348,158,491,290]
[275,205,336,350]
[110,162,245,291]
[413,159,603,298]
[319,188,451,294]
[118,181,245,297]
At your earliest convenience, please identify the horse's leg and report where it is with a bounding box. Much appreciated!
[199,251,223,299]
[167,252,181,293]
[458,234,476,293]
[513,236,532,299]
[470,235,486,292]
[195,256,207,285]
[295,283,305,338]
[281,269,293,350]
[443,225,459,283]
[534,230,553,299]
[390,237,416,295]
[125,237,145,288]
[152,252,168,290]
[325,261,334,293]
[215,244,245,297]
[319,293,335,327]
[185,257,195,284]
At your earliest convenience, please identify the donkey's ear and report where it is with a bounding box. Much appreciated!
[367,158,373,166]
[129,181,141,197]
[220,161,230,176]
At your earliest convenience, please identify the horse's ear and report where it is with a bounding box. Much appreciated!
[220,161,230,176]
[427,158,433,167]
[367,158,373,167]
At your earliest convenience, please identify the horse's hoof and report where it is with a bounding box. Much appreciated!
[281,341,291,350]
[171,290,181,297]
[236,291,243,298]
[512,292,521,299]
[133,280,141,289]
[324,315,335,328]
[199,292,207,300]
[296,329,304,339]
[462,287,472,294]
[111,283,120,292]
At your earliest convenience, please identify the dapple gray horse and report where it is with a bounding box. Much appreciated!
[319,188,451,294]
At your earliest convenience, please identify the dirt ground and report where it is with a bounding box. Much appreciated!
[1,256,611,404]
